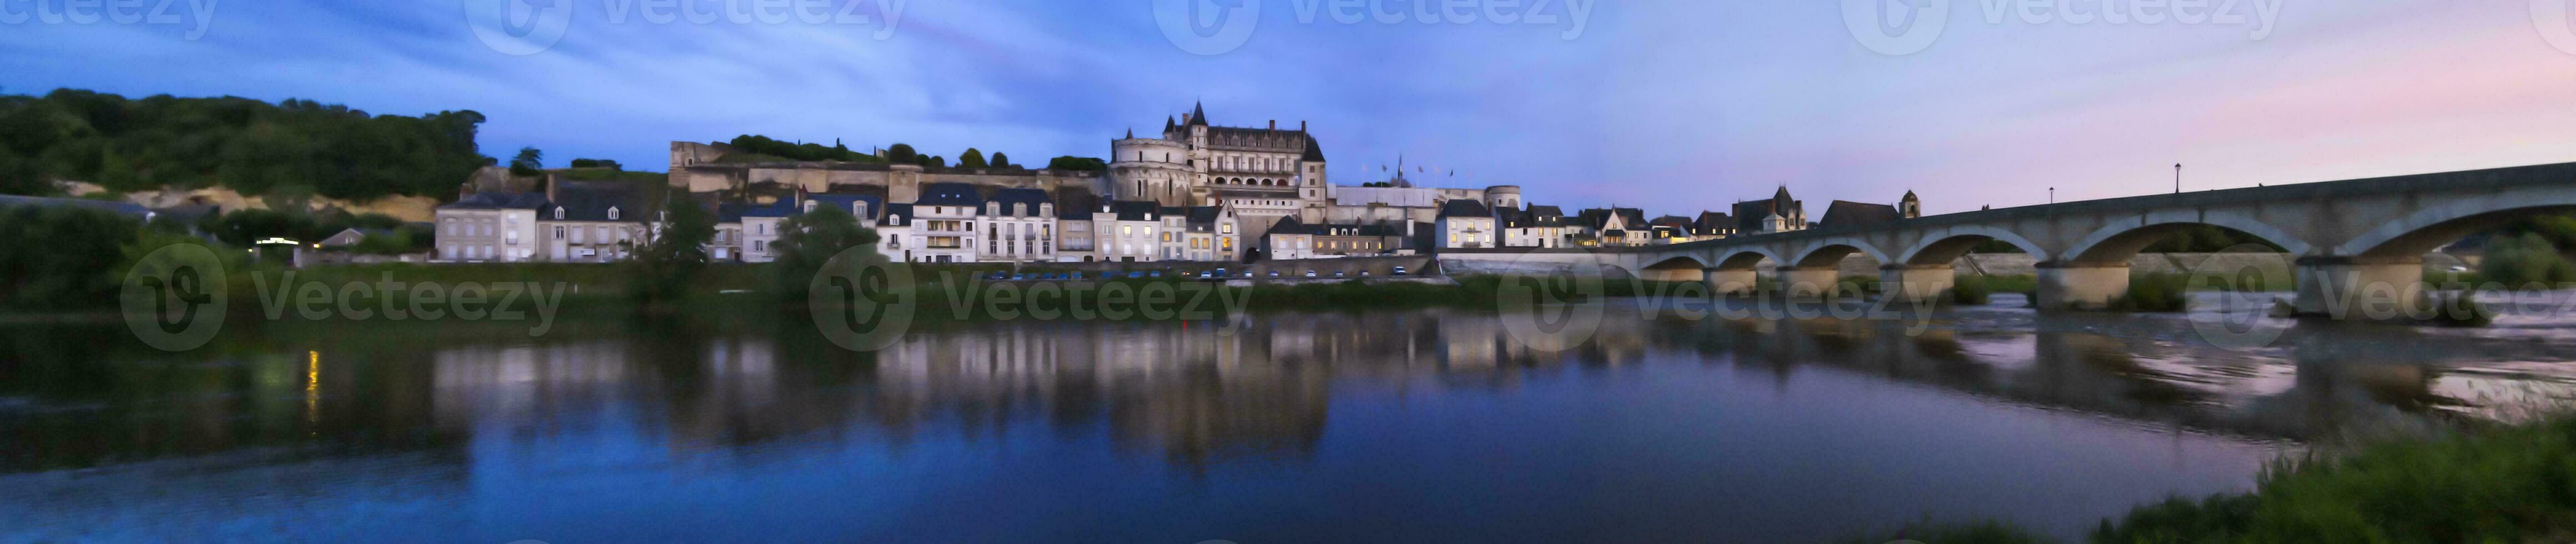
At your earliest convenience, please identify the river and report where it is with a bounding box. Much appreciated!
[5,292,2575,542]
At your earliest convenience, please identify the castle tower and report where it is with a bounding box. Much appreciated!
[1900,190,1921,219]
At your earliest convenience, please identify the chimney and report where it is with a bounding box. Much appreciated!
[1300,120,1307,132]
[1269,120,1277,130]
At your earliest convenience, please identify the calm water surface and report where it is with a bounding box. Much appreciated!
[6,293,2576,543]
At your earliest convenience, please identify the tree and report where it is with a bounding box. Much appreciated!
[919,155,946,168]
[509,147,543,177]
[0,203,142,309]
[885,143,919,164]
[768,205,880,301]
[1046,156,1107,172]
[957,148,987,169]
[989,152,1012,169]
[629,195,715,307]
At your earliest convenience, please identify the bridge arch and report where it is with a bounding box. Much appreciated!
[1898,226,2052,266]
[2060,211,2312,265]
[1792,238,1892,269]
[1711,247,1784,271]
[1639,255,1710,271]
[2335,190,2576,258]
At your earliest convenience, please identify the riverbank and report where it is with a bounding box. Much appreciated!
[1859,416,2576,543]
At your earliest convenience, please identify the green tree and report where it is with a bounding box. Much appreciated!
[884,143,919,164]
[768,205,880,301]
[957,148,987,169]
[0,203,142,309]
[1046,156,1107,172]
[989,152,1011,169]
[508,147,543,177]
[629,195,716,306]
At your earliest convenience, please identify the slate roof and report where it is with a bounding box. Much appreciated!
[1694,211,1733,234]
[880,203,915,227]
[915,182,984,207]
[545,181,646,221]
[808,194,885,220]
[1055,192,1098,220]
[1107,200,1161,221]
[1438,199,1493,219]
[983,188,1052,216]
[1818,200,1905,229]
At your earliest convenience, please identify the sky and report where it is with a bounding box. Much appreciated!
[3,0,2574,215]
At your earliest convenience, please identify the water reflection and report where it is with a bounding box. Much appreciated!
[3,300,2574,541]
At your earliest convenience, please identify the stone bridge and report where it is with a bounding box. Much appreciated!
[1441,162,2576,313]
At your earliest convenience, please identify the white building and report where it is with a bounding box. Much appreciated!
[1435,199,1496,249]
[434,192,549,262]
[909,182,984,263]
[979,188,1056,263]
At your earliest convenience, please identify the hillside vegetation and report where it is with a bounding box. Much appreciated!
[0,89,487,202]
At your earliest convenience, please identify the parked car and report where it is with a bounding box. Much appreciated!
[986,272,1007,281]
[1392,266,1409,276]
[1359,270,1371,277]
[1198,270,1214,279]
[1268,271,1281,278]
[1128,271,1147,279]
[1149,271,1163,278]
[1334,271,1347,278]
[1304,270,1319,278]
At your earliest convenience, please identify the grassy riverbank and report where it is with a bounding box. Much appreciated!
[1853,417,2576,543]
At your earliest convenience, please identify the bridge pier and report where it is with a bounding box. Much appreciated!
[2292,256,2423,317]
[1879,265,1954,304]
[2037,263,2130,311]
[1705,268,1757,296]
[1776,267,1842,300]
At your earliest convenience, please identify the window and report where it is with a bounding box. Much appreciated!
[608,208,620,220]
[553,226,566,239]
[552,208,564,220]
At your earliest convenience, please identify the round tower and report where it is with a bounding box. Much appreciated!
[1485,185,1523,210]
[1110,136,1192,205]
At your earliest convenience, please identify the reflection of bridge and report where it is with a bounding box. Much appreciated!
[1443,162,2576,313]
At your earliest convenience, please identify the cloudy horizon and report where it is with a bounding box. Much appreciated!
[4,0,2573,215]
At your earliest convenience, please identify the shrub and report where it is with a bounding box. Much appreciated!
[2109,273,2189,313]
[0,204,143,309]
[2477,233,2576,288]
[2096,418,2576,543]
[1949,275,1994,305]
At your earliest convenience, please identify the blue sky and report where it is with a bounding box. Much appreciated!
[5,1,2574,215]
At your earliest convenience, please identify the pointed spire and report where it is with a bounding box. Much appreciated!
[1126,128,1135,139]
[1188,102,1209,127]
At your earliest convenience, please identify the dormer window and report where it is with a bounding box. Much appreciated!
[553,208,564,220]
[854,202,868,218]
[607,207,619,220]
[804,201,817,213]
[987,203,1000,216]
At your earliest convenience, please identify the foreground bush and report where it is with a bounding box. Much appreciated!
[2096,418,2576,543]
[2110,274,2190,313]
[2478,232,2576,288]
[1949,275,1995,305]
